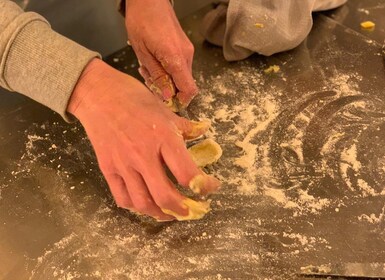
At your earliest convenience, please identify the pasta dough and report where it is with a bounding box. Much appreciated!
[161,198,211,221]
[188,138,223,167]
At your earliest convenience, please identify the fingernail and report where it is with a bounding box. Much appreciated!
[163,87,174,100]
[178,89,197,107]
[185,120,211,140]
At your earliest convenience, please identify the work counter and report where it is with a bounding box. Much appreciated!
[1,1,384,279]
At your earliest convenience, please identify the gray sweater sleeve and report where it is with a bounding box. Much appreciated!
[0,0,100,121]
[201,0,347,61]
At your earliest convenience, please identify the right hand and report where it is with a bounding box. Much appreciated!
[125,0,198,107]
[67,59,220,221]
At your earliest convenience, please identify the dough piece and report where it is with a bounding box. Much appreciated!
[164,98,178,112]
[264,65,280,74]
[188,138,223,167]
[161,198,211,221]
[360,21,375,29]
[189,174,206,194]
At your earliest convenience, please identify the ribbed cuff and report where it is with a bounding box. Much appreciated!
[3,16,100,122]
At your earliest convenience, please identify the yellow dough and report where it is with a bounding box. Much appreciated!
[161,198,211,221]
[264,65,280,74]
[188,174,206,194]
[360,21,375,29]
[164,98,178,112]
[188,138,223,167]
[160,139,221,221]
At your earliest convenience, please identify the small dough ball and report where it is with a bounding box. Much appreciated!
[188,139,222,167]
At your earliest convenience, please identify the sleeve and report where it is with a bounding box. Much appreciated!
[202,0,346,61]
[0,0,101,122]
[117,0,125,17]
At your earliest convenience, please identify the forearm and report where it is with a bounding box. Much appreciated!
[0,0,100,122]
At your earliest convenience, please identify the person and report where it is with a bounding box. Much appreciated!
[0,0,220,221]
[0,0,346,221]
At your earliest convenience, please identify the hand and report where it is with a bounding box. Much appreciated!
[67,59,220,221]
[125,0,197,107]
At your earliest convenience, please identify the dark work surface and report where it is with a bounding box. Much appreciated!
[1,1,385,279]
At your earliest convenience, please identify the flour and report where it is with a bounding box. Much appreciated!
[358,206,385,224]
[2,53,383,279]
[196,66,375,216]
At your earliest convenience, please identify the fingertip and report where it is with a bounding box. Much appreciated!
[162,87,175,100]
[184,119,211,140]
[177,88,198,107]
[189,173,221,195]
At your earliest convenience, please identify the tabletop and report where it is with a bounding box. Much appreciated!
[1,1,384,279]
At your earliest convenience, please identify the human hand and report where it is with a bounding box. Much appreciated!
[125,0,198,108]
[67,59,220,221]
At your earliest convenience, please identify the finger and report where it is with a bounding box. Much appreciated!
[104,173,134,210]
[138,66,154,89]
[138,158,189,217]
[160,136,221,196]
[140,160,212,221]
[122,168,175,221]
[159,54,198,107]
[138,65,151,82]
[174,116,211,141]
[183,41,194,74]
[138,49,176,101]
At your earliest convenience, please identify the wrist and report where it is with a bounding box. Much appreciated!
[67,58,111,118]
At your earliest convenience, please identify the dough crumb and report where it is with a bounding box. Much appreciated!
[360,21,375,29]
[264,65,280,74]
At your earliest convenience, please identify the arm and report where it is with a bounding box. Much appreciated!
[0,0,220,221]
[0,0,99,121]
[68,58,220,221]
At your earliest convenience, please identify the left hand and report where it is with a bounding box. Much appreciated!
[125,0,198,107]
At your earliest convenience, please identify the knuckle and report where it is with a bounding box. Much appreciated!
[168,58,184,72]
[159,53,184,73]
[99,161,116,175]
[184,42,194,56]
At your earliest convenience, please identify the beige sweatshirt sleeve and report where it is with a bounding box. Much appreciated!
[0,0,100,121]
